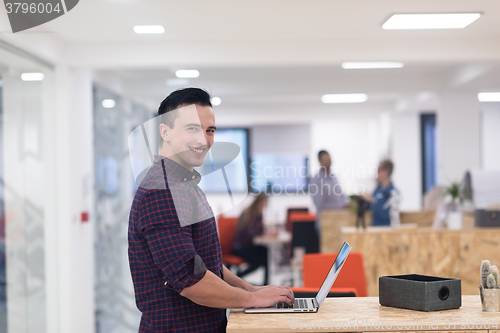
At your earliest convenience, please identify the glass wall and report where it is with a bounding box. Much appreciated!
[0,44,53,333]
[93,85,152,333]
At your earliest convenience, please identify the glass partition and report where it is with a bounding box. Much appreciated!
[93,86,150,332]
[0,44,53,333]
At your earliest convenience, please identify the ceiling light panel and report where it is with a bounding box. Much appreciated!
[133,25,165,34]
[102,99,116,108]
[21,72,44,81]
[342,62,404,69]
[478,92,500,102]
[321,94,368,104]
[175,70,199,78]
[382,13,481,30]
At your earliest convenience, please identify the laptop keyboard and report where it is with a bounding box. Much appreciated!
[276,299,306,309]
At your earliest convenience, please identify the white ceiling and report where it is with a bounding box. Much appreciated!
[40,0,500,42]
[101,63,456,105]
[1,0,500,121]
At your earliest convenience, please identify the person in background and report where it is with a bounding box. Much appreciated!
[232,193,269,285]
[309,150,349,233]
[362,159,401,227]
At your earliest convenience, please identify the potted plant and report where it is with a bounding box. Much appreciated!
[444,182,463,229]
[479,260,500,312]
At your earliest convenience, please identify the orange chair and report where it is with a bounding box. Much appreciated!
[216,216,246,269]
[291,286,358,298]
[301,252,368,297]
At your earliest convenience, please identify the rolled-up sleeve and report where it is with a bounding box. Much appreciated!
[139,189,207,294]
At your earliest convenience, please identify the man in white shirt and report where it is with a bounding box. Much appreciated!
[309,150,349,233]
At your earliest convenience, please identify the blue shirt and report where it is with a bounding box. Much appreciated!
[371,182,400,227]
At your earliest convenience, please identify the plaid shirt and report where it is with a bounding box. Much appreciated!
[128,155,226,332]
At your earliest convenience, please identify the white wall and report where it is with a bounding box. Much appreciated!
[46,66,95,333]
[251,125,310,155]
[378,112,392,160]
[481,104,500,170]
[391,112,422,211]
[310,118,380,197]
[439,92,481,183]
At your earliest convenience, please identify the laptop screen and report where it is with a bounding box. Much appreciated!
[315,242,352,307]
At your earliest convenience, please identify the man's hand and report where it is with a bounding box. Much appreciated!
[248,285,294,308]
[181,270,294,309]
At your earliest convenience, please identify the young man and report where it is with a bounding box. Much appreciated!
[362,159,400,227]
[128,88,293,332]
[309,150,349,233]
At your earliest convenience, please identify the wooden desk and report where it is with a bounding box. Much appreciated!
[320,210,438,253]
[341,226,500,296]
[227,295,498,332]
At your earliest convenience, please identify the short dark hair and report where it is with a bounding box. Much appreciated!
[158,87,212,127]
[379,159,394,176]
[318,150,329,160]
[157,88,212,147]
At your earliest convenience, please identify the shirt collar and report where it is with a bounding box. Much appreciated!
[154,155,202,185]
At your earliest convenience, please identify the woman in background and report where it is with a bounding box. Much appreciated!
[232,193,269,285]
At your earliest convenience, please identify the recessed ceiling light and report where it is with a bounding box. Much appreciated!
[342,62,404,69]
[21,72,44,81]
[102,99,116,108]
[321,94,368,104]
[166,78,190,87]
[478,92,500,102]
[175,70,199,78]
[211,97,221,106]
[382,13,481,30]
[133,25,165,34]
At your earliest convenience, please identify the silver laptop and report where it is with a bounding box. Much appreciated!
[245,241,352,313]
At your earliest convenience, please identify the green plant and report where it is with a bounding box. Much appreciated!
[445,182,463,205]
[492,266,499,287]
[480,260,499,289]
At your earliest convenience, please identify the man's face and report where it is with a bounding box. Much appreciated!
[161,104,216,170]
[319,153,331,169]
